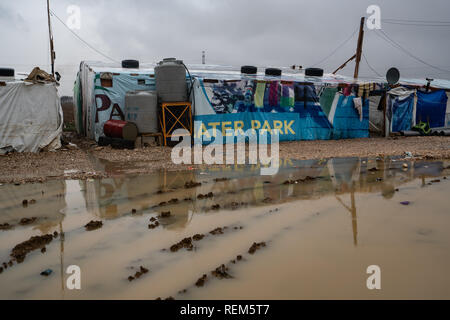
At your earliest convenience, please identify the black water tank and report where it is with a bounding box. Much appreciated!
[0,68,14,77]
[241,65,257,74]
[305,68,323,77]
[122,60,139,69]
[265,68,282,76]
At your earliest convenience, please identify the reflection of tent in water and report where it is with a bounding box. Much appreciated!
[76,157,445,244]
[81,170,197,229]
[0,180,66,230]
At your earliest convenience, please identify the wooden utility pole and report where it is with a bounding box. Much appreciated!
[332,17,366,77]
[47,0,55,76]
[353,17,365,79]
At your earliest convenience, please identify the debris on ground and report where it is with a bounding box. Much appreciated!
[170,237,193,252]
[84,220,103,231]
[19,217,37,225]
[128,266,149,282]
[248,242,266,254]
[11,234,54,263]
[209,227,223,235]
[400,201,411,206]
[40,269,52,276]
[184,181,201,189]
[192,234,205,241]
[211,264,232,279]
[195,274,208,287]
[197,192,214,199]
[0,223,12,230]
[160,211,171,218]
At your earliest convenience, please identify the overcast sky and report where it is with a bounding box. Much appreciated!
[1,0,450,95]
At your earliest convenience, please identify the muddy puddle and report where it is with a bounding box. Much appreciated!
[0,156,450,299]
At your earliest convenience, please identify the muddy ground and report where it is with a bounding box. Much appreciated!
[0,132,449,184]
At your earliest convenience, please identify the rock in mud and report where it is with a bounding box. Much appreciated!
[84,220,103,231]
[170,237,193,252]
[19,217,37,225]
[140,266,149,274]
[168,198,179,204]
[193,234,204,241]
[41,247,46,253]
[149,217,157,222]
[197,192,214,199]
[53,231,58,238]
[214,178,229,182]
[0,223,12,230]
[185,181,201,189]
[131,209,137,214]
[431,179,441,183]
[248,242,266,254]
[368,167,379,172]
[209,227,223,235]
[195,274,208,287]
[211,204,220,210]
[211,264,232,279]
[160,211,171,218]
[236,255,242,261]
[11,234,54,263]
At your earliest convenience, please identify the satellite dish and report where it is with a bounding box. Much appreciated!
[386,67,400,85]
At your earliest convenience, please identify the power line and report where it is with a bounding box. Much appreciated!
[362,53,382,77]
[382,21,450,27]
[49,9,119,63]
[374,29,450,74]
[311,28,358,67]
[382,18,450,24]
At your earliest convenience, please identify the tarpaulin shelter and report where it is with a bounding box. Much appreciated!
[0,77,63,154]
[74,61,450,143]
[191,69,386,143]
[74,61,156,142]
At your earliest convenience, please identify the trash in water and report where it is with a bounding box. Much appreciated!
[40,269,52,276]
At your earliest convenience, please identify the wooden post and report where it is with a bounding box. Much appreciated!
[353,17,365,79]
[47,0,55,76]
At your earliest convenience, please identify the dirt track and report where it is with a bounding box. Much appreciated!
[0,134,449,184]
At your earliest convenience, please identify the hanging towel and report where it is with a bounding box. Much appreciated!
[268,81,279,106]
[254,81,266,108]
[343,85,352,96]
[319,87,338,117]
[280,82,294,109]
[353,97,363,121]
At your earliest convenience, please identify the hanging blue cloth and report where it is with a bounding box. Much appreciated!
[391,93,414,132]
[416,90,448,128]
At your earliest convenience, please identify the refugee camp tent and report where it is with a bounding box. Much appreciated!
[74,61,450,143]
[0,78,63,154]
[74,61,156,142]
[191,69,386,143]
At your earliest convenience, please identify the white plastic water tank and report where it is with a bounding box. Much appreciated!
[155,58,188,103]
[125,90,158,133]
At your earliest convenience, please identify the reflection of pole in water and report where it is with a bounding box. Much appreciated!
[59,221,65,297]
[350,183,357,246]
[335,183,358,246]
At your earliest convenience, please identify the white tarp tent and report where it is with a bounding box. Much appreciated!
[0,81,63,154]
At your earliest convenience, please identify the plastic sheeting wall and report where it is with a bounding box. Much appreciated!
[75,62,156,141]
[416,90,448,128]
[0,81,62,153]
[193,78,370,143]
